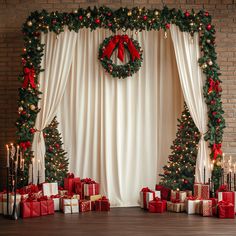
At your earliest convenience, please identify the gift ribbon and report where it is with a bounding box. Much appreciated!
[101,35,140,62]
[212,143,222,160]
[141,187,155,209]
[22,67,36,89]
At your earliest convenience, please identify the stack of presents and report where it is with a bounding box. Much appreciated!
[0,174,110,219]
[140,183,236,219]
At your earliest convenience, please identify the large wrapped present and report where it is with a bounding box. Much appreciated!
[82,178,100,197]
[167,201,185,213]
[42,182,58,197]
[140,187,161,209]
[51,195,61,211]
[185,196,201,214]
[194,183,209,200]
[200,200,212,217]
[79,200,91,212]
[61,197,79,214]
[64,173,81,194]
[218,201,235,219]
[170,190,187,203]
[75,181,83,196]
[218,191,236,212]
[21,200,41,218]
[95,196,110,211]
[148,198,166,213]
[85,194,102,201]
[155,185,171,200]
[3,193,21,216]
[38,197,54,216]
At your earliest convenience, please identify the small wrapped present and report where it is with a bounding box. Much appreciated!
[79,200,91,212]
[62,198,79,214]
[148,197,166,213]
[3,193,21,216]
[218,191,235,212]
[21,200,41,218]
[185,196,201,214]
[42,182,58,197]
[82,178,100,197]
[171,190,187,203]
[218,201,235,219]
[200,200,212,217]
[86,194,102,201]
[64,174,80,194]
[194,183,209,200]
[95,196,110,211]
[167,200,185,213]
[38,197,54,216]
[140,187,161,209]
[155,185,171,200]
[51,195,61,211]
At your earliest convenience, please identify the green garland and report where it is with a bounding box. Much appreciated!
[98,35,143,78]
[16,6,225,184]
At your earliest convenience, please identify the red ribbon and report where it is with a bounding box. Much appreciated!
[101,35,140,62]
[212,143,222,160]
[208,78,222,93]
[81,178,96,184]
[187,196,197,200]
[67,173,74,178]
[141,187,155,209]
[22,67,36,89]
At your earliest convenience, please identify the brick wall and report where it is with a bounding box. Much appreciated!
[0,0,235,189]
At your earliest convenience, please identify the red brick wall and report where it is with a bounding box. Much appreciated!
[0,0,235,189]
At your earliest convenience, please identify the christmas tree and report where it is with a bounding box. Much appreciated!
[44,117,69,186]
[159,103,200,190]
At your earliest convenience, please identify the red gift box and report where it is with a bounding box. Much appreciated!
[82,178,99,197]
[194,183,209,200]
[155,185,171,200]
[38,198,54,216]
[218,192,235,206]
[64,175,80,194]
[218,201,235,219]
[21,200,40,219]
[148,198,166,213]
[79,200,91,212]
[75,181,83,197]
[95,196,110,211]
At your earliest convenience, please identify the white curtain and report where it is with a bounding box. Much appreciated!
[170,25,210,184]
[56,29,183,206]
[30,28,77,183]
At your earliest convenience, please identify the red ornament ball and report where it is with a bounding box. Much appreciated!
[212,111,217,116]
[49,146,53,152]
[95,18,100,24]
[217,118,221,123]
[204,12,209,17]
[184,180,188,184]
[79,16,83,20]
[30,128,36,134]
[210,100,216,105]
[206,24,212,30]
[21,111,27,115]
[52,19,57,24]
[185,11,190,17]
[55,143,60,149]
[143,15,147,21]
[108,23,112,27]
[165,23,170,29]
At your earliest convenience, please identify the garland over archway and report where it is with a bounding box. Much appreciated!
[16,6,225,184]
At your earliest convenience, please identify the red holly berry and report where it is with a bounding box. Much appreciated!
[185,11,190,17]
[21,111,26,115]
[143,15,147,21]
[30,128,36,134]
[79,16,83,20]
[95,18,100,24]
[206,24,212,30]
[165,23,170,29]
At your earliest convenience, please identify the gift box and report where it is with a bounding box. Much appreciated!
[140,187,161,209]
[64,174,81,194]
[52,197,60,211]
[170,190,187,203]
[167,201,185,213]
[85,194,102,201]
[42,182,58,197]
[59,190,68,196]
[3,193,21,216]
[185,197,201,214]
[62,198,79,214]
[79,200,91,212]
[95,196,110,211]
[218,201,235,219]
[194,183,209,200]
[38,198,54,216]
[200,200,212,217]
[155,185,171,200]
[75,181,83,196]
[148,198,166,213]
[218,191,236,212]
[0,192,4,214]
[21,200,41,218]
[83,181,100,197]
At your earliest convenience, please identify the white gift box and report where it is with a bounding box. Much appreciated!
[140,190,161,209]
[3,193,21,216]
[171,190,187,202]
[185,199,201,214]
[43,182,59,197]
[52,198,60,211]
[62,198,79,214]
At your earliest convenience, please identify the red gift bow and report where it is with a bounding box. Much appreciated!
[82,178,96,184]
[217,184,229,192]
[187,196,198,200]
[51,194,60,198]
[218,200,233,206]
[22,67,36,89]
[101,35,140,62]
[141,187,155,209]
[67,173,75,178]
[155,185,170,200]
[208,78,222,93]
[212,143,222,160]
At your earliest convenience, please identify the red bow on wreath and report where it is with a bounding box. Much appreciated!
[208,78,222,93]
[212,143,222,160]
[102,35,140,62]
[22,67,36,89]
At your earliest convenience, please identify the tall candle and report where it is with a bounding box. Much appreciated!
[38,160,40,184]
[229,170,232,191]
[223,153,225,165]
[19,151,22,169]
[22,158,25,171]
[204,166,206,184]
[32,158,34,184]
[16,145,19,169]
[6,144,9,168]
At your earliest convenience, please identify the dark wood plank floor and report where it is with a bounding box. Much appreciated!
[0,207,236,236]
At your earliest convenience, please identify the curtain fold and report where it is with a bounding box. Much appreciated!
[31,28,77,183]
[170,25,211,184]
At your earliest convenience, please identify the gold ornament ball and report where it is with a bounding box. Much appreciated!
[154,10,159,16]
[18,106,23,112]
[27,21,33,27]
[208,60,213,66]
[86,12,91,18]
[30,104,36,110]
[201,63,207,69]
[74,9,78,14]
[127,10,132,16]
[216,161,221,166]
[206,39,211,44]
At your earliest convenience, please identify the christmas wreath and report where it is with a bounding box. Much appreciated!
[98,34,143,78]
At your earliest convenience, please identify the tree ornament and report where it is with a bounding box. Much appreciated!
[201,63,207,69]
[108,23,112,27]
[86,12,91,18]
[206,39,211,44]
[127,10,132,16]
[165,23,170,29]
[154,10,159,16]
[206,24,212,30]
[143,15,147,21]
[30,104,36,110]
[205,11,209,17]
[30,128,36,134]
[27,21,33,27]
[18,106,23,113]
[74,9,78,14]
[185,11,190,17]
[208,60,213,66]
[95,18,100,24]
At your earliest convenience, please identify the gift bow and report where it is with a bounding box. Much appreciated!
[208,78,222,93]
[82,178,96,184]
[141,187,152,192]
[218,200,233,206]
[212,143,222,160]
[217,184,229,192]
[99,196,108,201]
[101,35,140,62]
[187,196,198,200]
[67,173,75,178]
[22,67,36,89]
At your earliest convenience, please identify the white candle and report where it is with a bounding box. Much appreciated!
[16,145,19,167]
[22,158,25,171]
[6,144,9,168]
[20,151,22,168]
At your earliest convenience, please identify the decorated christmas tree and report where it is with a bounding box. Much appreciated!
[159,103,200,190]
[43,117,69,186]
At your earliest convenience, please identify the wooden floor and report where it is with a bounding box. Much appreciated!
[0,207,236,236]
